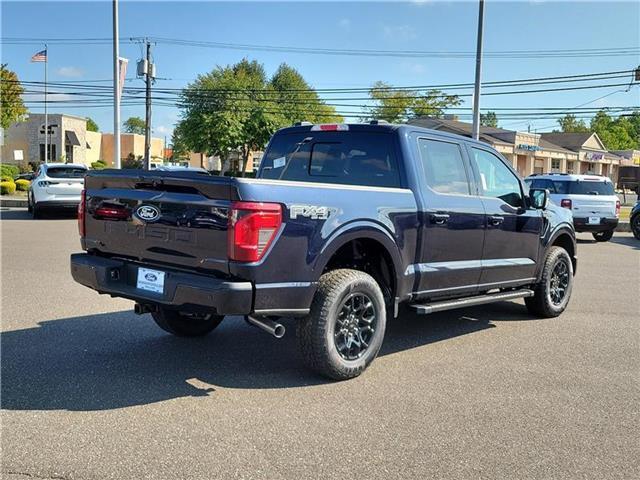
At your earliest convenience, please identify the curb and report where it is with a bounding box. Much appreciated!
[615,222,630,233]
[0,198,28,208]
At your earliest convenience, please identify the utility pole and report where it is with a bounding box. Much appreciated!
[471,0,485,141]
[113,0,121,168]
[143,39,154,170]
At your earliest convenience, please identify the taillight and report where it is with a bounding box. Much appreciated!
[228,201,282,262]
[95,206,129,220]
[560,199,572,209]
[615,200,621,217]
[78,190,86,237]
[310,124,349,131]
[38,180,51,187]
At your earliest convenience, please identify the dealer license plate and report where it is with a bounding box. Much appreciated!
[588,216,601,225]
[137,267,165,293]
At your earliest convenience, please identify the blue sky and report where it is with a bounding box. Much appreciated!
[2,0,639,139]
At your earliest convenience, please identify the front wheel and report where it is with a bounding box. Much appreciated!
[151,308,224,337]
[296,269,387,380]
[525,246,574,318]
[592,229,614,242]
[631,215,640,240]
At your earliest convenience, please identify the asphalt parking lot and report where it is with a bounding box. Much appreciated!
[1,208,638,480]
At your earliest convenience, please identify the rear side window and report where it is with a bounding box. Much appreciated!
[259,132,400,188]
[417,138,470,195]
[46,167,87,178]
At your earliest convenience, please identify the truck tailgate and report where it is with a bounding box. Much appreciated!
[83,170,238,275]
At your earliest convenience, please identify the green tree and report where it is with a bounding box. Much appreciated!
[269,64,341,123]
[180,59,324,176]
[0,64,28,130]
[480,111,498,128]
[170,122,190,161]
[590,110,637,150]
[86,117,99,132]
[123,116,145,135]
[368,81,461,123]
[558,114,589,133]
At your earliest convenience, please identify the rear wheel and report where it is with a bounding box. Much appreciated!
[31,200,42,219]
[525,246,573,318]
[27,193,33,213]
[297,269,386,380]
[151,308,224,337]
[631,215,640,240]
[592,229,614,242]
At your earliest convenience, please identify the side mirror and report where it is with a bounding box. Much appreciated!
[529,188,549,210]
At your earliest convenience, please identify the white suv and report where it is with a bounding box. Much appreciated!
[525,173,619,242]
[28,163,87,219]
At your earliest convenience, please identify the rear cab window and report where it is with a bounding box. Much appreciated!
[258,130,401,188]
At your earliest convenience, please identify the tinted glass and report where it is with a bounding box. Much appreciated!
[259,132,400,188]
[46,167,87,178]
[471,148,523,208]
[568,180,614,195]
[417,139,470,195]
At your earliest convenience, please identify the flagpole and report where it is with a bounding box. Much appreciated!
[44,44,48,163]
[113,0,121,168]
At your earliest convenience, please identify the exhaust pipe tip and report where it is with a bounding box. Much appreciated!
[273,324,286,339]
[246,315,286,338]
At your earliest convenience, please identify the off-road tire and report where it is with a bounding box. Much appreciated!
[592,229,614,242]
[296,269,386,380]
[525,246,573,318]
[630,214,640,240]
[151,308,224,337]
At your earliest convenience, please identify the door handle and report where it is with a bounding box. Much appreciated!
[430,213,450,225]
[488,215,504,226]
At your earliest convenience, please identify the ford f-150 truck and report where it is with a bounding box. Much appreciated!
[71,122,577,379]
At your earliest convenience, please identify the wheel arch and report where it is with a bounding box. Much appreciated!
[545,226,577,275]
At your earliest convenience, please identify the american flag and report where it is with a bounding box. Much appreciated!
[31,49,47,62]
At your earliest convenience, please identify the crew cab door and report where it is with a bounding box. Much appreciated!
[412,136,486,298]
[466,145,542,286]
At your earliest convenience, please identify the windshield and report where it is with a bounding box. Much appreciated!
[46,167,87,178]
[259,131,401,188]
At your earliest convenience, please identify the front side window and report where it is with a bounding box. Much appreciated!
[417,138,470,195]
[471,148,523,208]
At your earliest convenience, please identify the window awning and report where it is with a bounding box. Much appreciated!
[65,130,81,146]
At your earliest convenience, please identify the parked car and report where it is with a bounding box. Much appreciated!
[14,172,36,182]
[630,201,640,240]
[28,163,87,218]
[525,173,620,242]
[71,123,577,379]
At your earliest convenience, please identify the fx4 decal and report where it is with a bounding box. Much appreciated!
[290,204,331,220]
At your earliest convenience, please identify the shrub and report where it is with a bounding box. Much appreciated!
[15,179,30,191]
[1,175,13,183]
[0,164,20,179]
[91,161,106,170]
[0,181,17,195]
[18,161,33,174]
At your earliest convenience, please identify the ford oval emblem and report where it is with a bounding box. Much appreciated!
[135,205,160,222]
[145,273,157,282]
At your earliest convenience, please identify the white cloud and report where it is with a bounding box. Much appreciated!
[56,66,84,78]
[383,25,417,42]
[338,18,351,30]
[155,125,173,136]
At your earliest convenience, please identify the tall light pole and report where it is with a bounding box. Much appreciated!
[113,0,121,168]
[471,0,485,141]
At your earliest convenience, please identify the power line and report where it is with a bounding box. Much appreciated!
[3,36,639,58]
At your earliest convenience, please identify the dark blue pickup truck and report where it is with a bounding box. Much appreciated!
[71,122,577,379]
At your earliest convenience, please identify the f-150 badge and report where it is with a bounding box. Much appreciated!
[290,204,331,220]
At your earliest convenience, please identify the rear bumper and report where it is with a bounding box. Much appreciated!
[573,217,618,232]
[37,200,80,209]
[70,253,253,315]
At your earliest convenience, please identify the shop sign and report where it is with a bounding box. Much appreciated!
[584,152,604,161]
[516,143,540,152]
